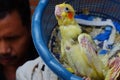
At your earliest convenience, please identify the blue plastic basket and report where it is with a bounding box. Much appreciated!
[32,0,120,80]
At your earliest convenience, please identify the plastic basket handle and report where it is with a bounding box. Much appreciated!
[31,0,83,80]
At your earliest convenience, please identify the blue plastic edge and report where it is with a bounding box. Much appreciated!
[31,0,83,80]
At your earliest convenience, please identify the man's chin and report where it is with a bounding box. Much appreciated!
[0,59,17,66]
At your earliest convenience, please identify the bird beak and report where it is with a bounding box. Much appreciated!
[55,5,62,18]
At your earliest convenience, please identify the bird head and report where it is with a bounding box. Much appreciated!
[55,3,76,26]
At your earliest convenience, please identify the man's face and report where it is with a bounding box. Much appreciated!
[0,11,31,66]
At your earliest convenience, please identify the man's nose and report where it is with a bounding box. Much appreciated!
[0,41,11,54]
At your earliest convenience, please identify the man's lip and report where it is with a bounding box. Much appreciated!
[1,58,9,62]
[0,57,15,63]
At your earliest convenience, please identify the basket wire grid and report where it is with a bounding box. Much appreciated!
[32,0,120,80]
[41,0,120,44]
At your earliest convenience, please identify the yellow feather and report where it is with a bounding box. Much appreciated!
[55,3,108,80]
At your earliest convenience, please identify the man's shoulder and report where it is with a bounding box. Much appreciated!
[16,57,58,80]
[16,57,43,73]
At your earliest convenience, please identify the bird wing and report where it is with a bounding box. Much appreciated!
[78,33,106,79]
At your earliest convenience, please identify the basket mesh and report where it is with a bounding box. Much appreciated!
[37,0,120,79]
[41,0,120,44]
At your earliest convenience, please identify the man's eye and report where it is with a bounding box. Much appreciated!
[5,36,19,41]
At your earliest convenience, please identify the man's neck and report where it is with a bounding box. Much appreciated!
[3,65,17,80]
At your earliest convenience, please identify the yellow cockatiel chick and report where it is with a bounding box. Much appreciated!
[55,3,82,59]
[55,3,108,80]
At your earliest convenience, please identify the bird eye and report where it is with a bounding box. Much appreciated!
[64,7,69,12]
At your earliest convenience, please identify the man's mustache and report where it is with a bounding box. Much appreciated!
[0,54,17,59]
